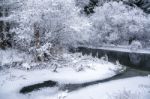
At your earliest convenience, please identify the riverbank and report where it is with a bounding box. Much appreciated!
[76,46,150,70]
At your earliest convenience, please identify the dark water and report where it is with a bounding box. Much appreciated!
[20,80,58,94]
[61,67,150,92]
[20,67,150,94]
[76,47,150,71]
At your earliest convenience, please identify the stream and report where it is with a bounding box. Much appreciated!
[20,66,150,94]
[20,47,150,94]
[61,67,150,92]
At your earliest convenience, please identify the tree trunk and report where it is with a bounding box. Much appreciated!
[34,24,40,49]
[34,24,42,61]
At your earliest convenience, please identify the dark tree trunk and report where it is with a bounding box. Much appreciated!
[34,24,40,49]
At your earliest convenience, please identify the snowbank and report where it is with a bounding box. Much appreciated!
[1,75,149,99]
[0,52,126,99]
[0,62,120,91]
[0,49,33,68]
[0,53,125,99]
[66,77,150,99]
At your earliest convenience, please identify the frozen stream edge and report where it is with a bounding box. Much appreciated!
[19,67,150,94]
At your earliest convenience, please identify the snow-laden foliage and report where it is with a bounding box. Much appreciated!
[1,0,93,62]
[0,49,33,69]
[130,40,142,51]
[2,0,150,68]
[89,1,150,46]
[10,0,92,51]
[75,0,90,7]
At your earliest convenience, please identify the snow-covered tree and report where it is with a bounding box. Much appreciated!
[9,0,92,60]
[89,1,150,46]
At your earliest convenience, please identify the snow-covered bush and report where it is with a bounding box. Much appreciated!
[14,0,91,45]
[8,0,92,61]
[130,40,142,51]
[0,49,33,69]
[89,1,150,46]
[31,43,53,61]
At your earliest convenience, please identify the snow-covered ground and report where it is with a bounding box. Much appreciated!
[0,50,149,99]
[32,77,150,99]
[0,63,120,92]
[65,76,150,99]
[0,49,33,69]
[1,74,150,99]
[0,51,125,99]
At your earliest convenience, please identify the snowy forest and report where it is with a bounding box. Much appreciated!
[0,0,150,99]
